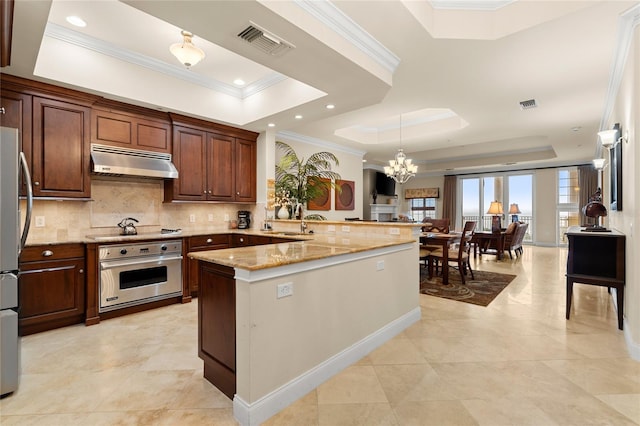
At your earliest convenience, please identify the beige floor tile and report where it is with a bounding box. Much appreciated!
[597,394,640,424]
[374,364,459,404]
[462,397,557,426]
[318,403,398,426]
[527,394,638,425]
[368,336,427,365]
[392,400,478,425]
[543,358,640,394]
[174,370,233,410]
[317,365,388,405]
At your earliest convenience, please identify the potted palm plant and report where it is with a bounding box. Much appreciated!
[275,141,341,219]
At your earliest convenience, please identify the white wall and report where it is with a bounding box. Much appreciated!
[604,18,639,355]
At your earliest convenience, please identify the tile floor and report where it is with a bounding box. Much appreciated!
[1,246,638,425]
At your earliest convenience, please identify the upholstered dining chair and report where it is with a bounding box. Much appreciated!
[428,220,477,284]
[421,218,451,253]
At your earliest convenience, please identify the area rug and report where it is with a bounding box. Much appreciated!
[419,268,516,307]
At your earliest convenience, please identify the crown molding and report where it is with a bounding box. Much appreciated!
[294,0,400,74]
[429,0,515,11]
[44,23,285,100]
[276,130,367,157]
[598,3,640,158]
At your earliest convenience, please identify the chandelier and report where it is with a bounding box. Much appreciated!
[384,149,417,184]
[383,115,417,183]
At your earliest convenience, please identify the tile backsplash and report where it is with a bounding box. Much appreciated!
[23,177,260,243]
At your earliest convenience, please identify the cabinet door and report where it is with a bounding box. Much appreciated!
[235,138,256,202]
[92,109,171,153]
[171,126,207,200]
[32,97,91,198]
[1,90,32,194]
[19,257,85,336]
[208,133,235,201]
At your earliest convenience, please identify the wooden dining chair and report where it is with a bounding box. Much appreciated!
[428,221,477,284]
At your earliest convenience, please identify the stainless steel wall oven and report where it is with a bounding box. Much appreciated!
[99,240,182,312]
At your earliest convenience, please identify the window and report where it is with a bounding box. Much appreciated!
[557,167,580,245]
[410,198,436,222]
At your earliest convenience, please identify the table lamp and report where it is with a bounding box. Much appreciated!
[508,203,521,223]
[487,201,504,233]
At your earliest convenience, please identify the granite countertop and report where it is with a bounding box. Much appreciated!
[187,234,415,271]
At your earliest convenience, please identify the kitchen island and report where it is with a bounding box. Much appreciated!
[189,234,419,426]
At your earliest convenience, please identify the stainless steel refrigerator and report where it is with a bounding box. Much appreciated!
[0,126,33,397]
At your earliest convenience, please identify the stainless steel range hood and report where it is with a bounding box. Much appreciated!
[90,144,178,179]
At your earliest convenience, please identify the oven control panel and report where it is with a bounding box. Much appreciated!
[99,240,182,260]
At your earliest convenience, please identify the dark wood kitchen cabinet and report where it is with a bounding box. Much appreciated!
[32,96,92,198]
[1,74,97,199]
[18,244,86,335]
[198,262,236,399]
[186,234,230,295]
[165,114,258,203]
[91,99,172,153]
[0,88,32,194]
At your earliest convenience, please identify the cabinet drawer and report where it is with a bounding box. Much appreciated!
[20,244,84,262]
[189,234,229,249]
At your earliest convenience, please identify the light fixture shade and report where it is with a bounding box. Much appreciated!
[508,203,521,214]
[598,129,617,149]
[592,158,606,170]
[486,201,504,215]
[170,31,205,68]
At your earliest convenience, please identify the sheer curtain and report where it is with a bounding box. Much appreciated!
[442,175,457,227]
[578,165,598,226]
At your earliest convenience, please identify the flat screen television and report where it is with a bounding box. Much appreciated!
[375,172,396,196]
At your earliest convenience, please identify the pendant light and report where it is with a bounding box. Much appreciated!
[170,30,205,68]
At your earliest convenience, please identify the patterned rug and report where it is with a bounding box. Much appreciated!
[419,267,516,307]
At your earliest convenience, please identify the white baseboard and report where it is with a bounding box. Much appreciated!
[233,307,421,426]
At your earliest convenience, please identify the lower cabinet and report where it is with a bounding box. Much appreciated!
[18,244,85,336]
[186,235,230,295]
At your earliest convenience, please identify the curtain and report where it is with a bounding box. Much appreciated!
[578,165,598,226]
[442,175,457,226]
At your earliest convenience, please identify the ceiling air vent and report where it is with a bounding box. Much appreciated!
[237,22,294,56]
[519,99,537,110]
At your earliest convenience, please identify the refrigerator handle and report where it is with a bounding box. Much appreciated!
[19,151,33,253]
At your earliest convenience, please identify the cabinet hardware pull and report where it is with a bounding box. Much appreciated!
[208,190,212,194]
[42,250,53,257]
[79,269,84,274]
[34,181,40,186]
[206,238,212,243]
[0,107,5,114]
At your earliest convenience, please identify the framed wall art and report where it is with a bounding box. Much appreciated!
[335,179,355,210]
[307,177,331,211]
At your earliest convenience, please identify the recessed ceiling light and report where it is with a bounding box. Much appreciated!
[233,78,245,86]
[325,104,335,110]
[571,126,581,132]
[295,114,303,120]
[267,123,276,127]
[362,159,367,163]
[66,16,87,27]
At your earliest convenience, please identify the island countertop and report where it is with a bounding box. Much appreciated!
[187,234,416,271]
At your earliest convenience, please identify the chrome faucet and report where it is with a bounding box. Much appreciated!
[296,203,307,233]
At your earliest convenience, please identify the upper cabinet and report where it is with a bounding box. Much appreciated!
[1,74,97,199]
[91,99,171,153]
[165,115,257,203]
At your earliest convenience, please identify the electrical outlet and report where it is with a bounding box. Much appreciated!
[341,225,350,233]
[224,214,230,222]
[389,228,400,235]
[208,214,214,222]
[327,225,335,232]
[277,282,293,299]
[376,260,385,271]
[35,216,45,227]
[189,214,196,223]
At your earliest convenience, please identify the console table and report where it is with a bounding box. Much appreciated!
[565,226,625,330]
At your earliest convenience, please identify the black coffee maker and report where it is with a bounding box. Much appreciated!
[237,211,251,229]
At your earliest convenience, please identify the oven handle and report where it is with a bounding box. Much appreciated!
[100,255,183,270]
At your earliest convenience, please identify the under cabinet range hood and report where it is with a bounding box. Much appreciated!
[90,144,178,179]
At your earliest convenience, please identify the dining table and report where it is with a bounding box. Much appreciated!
[420,232,462,285]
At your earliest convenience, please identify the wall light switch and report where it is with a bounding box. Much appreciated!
[389,228,400,235]
[277,282,293,299]
[341,225,350,233]
[327,225,336,232]
[376,260,385,271]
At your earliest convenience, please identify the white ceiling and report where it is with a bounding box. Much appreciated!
[4,0,637,175]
